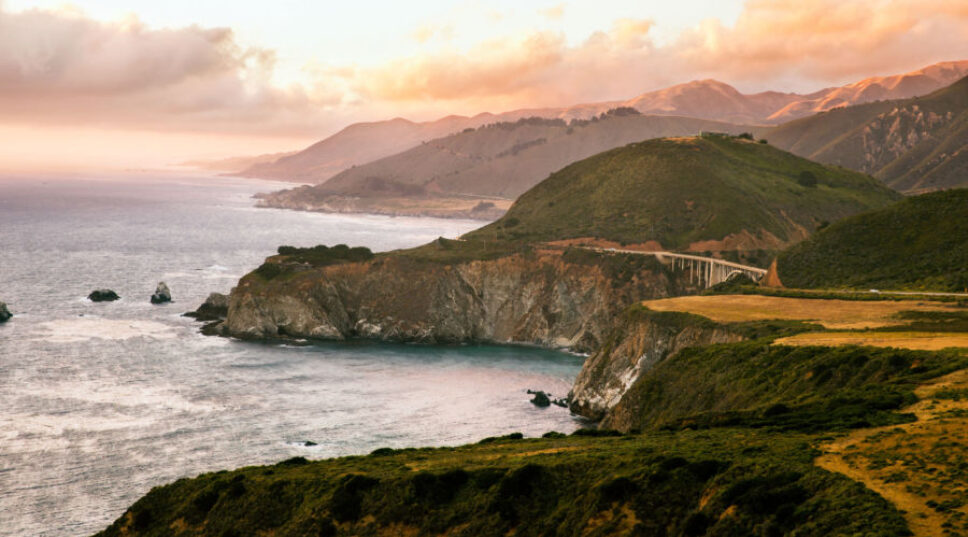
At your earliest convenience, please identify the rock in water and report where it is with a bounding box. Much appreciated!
[529,391,551,407]
[88,289,120,302]
[0,301,11,323]
[150,282,172,304]
[184,292,229,321]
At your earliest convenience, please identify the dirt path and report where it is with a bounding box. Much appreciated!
[816,369,968,537]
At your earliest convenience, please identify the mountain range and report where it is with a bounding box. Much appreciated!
[255,112,754,218]
[234,60,968,185]
[767,74,968,193]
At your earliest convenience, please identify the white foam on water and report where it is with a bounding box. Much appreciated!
[28,318,178,343]
[9,379,223,414]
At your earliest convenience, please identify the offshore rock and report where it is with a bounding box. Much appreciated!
[88,289,120,302]
[0,301,10,323]
[569,308,744,421]
[529,391,551,407]
[221,251,694,353]
[185,292,229,321]
[150,282,171,304]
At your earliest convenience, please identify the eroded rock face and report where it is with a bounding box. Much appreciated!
[569,310,744,421]
[150,282,171,304]
[185,292,229,321]
[219,252,693,354]
[88,289,120,302]
[0,301,11,323]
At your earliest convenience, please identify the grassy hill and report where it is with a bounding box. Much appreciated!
[768,76,968,192]
[464,134,900,254]
[776,188,968,291]
[258,113,753,216]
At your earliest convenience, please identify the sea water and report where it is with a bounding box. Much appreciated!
[0,173,584,537]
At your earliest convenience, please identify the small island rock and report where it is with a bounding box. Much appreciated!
[88,289,120,302]
[184,292,229,321]
[0,301,11,323]
[529,390,551,407]
[150,282,172,304]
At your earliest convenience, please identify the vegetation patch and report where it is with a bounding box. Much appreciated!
[777,189,968,292]
[95,430,911,537]
[464,135,898,251]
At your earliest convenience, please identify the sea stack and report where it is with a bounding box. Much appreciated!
[184,292,229,321]
[0,301,11,323]
[88,289,120,302]
[150,282,172,304]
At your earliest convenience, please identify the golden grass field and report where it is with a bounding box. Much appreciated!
[817,369,968,537]
[641,294,959,330]
[775,331,968,351]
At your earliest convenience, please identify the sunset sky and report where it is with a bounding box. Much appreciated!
[2,0,968,171]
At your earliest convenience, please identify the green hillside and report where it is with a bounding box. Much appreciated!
[465,135,900,253]
[768,76,968,192]
[776,189,968,291]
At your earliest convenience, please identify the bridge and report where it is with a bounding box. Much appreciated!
[584,247,768,288]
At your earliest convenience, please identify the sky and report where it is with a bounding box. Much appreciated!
[1,0,967,171]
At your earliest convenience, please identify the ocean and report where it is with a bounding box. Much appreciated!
[0,173,584,537]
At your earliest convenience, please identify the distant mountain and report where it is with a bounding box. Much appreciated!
[255,112,753,218]
[238,61,968,185]
[776,189,968,291]
[768,75,968,193]
[464,134,900,254]
[767,60,968,123]
[236,110,559,184]
[181,151,297,173]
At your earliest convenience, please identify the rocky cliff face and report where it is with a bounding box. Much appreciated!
[569,309,744,421]
[220,251,693,354]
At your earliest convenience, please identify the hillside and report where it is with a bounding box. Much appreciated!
[464,134,900,254]
[98,302,968,537]
[775,189,968,291]
[237,61,968,185]
[237,116,496,183]
[768,75,968,192]
[256,113,753,218]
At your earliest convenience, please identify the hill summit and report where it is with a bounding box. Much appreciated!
[465,134,900,256]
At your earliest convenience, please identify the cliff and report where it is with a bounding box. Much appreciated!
[569,308,744,420]
[219,248,696,353]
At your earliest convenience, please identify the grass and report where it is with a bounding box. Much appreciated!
[608,339,968,434]
[95,429,912,537]
[639,294,960,329]
[776,189,968,292]
[464,135,898,251]
[775,332,968,353]
[817,369,968,537]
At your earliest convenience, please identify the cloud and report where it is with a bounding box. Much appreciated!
[673,0,968,85]
[540,4,566,21]
[3,0,968,146]
[0,5,338,136]
[334,0,968,112]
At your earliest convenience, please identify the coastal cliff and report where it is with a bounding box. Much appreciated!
[569,308,744,420]
[219,248,695,354]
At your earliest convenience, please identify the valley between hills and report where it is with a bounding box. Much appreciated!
[98,122,968,536]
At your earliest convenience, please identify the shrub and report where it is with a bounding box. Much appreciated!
[797,171,819,187]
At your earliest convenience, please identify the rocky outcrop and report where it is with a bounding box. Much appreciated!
[569,308,744,421]
[150,282,171,304]
[218,251,695,354]
[185,292,230,321]
[88,289,120,302]
[0,301,10,323]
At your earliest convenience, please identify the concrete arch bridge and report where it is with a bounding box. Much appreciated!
[588,248,767,288]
